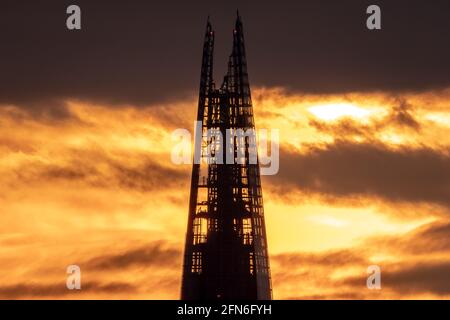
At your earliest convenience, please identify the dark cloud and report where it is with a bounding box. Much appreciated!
[309,98,421,139]
[109,160,188,192]
[273,249,367,268]
[271,249,370,298]
[272,221,450,298]
[0,0,449,110]
[146,104,196,130]
[368,221,450,255]
[389,99,421,130]
[309,118,378,140]
[0,242,182,299]
[285,292,367,300]
[383,262,450,295]
[0,281,136,299]
[342,262,450,295]
[272,141,450,208]
[414,222,450,252]
[85,241,181,270]
[10,152,189,192]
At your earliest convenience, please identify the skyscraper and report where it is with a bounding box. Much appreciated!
[181,13,272,300]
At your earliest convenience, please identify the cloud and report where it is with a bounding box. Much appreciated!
[85,241,181,270]
[382,262,450,295]
[309,98,422,139]
[1,0,449,111]
[9,152,188,193]
[109,160,188,192]
[389,99,421,130]
[271,220,450,298]
[0,241,183,299]
[273,249,367,268]
[273,141,450,208]
[366,221,450,255]
[342,261,450,296]
[0,281,137,299]
[284,292,367,300]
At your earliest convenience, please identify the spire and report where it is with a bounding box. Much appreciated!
[235,9,243,31]
[196,16,215,120]
[182,13,272,301]
[229,11,250,102]
[206,15,212,34]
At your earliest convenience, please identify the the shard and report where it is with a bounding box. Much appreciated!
[181,13,272,300]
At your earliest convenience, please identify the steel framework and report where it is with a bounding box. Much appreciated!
[181,14,272,300]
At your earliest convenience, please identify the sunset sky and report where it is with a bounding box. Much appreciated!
[1,0,449,299]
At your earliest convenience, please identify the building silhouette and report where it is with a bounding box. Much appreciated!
[181,13,272,300]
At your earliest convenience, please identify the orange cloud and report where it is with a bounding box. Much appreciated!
[1,87,450,299]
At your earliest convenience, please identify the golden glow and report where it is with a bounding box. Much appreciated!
[1,87,450,299]
[308,103,374,121]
